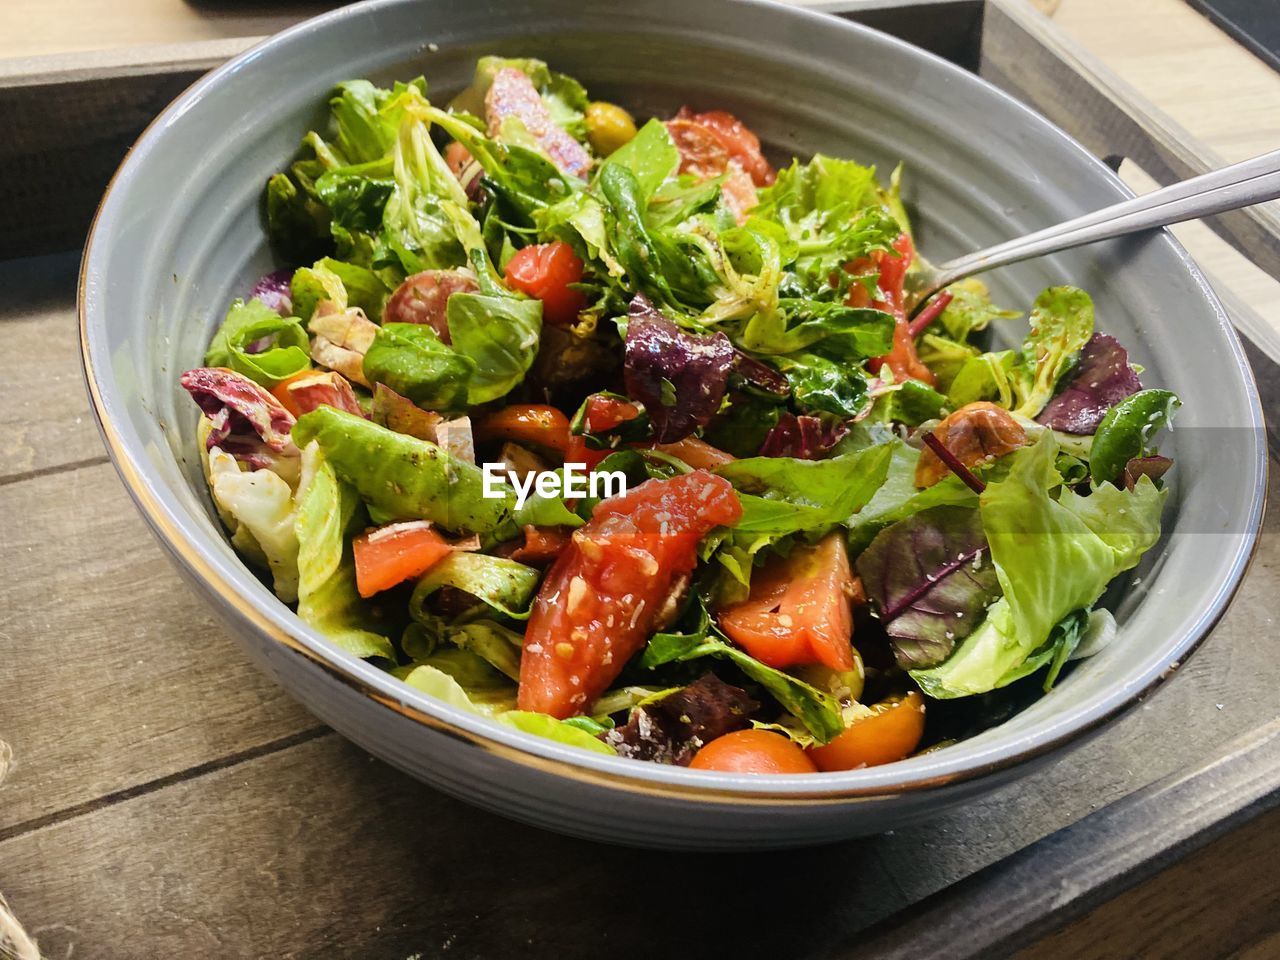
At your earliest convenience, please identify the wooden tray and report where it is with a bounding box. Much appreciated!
[1,3,1278,957]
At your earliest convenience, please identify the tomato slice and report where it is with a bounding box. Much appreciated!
[689,729,817,774]
[518,470,743,717]
[564,434,612,471]
[269,369,316,418]
[503,241,588,326]
[717,532,857,672]
[475,404,572,457]
[675,108,776,187]
[353,521,453,598]
[854,234,936,386]
[808,692,926,771]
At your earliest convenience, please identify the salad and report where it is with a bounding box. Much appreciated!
[181,57,1179,774]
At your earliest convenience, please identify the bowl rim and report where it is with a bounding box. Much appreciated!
[79,0,1267,802]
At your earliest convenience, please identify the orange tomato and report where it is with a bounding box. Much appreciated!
[808,692,927,771]
[689,730,817,774]
[854,234,937,387]
[269,369,316,418]
[583,393,641,433]
[353,521,453,598]
[503,241,588,326]
[717,532,857,672]
[475,404,572,457]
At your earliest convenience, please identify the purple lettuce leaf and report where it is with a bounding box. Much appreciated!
[181,367,298,468]
[249,269,295,318]
[732,349,790,396]
[855,505,1001,669]
[602,673,758,766]
[1037,332,1141,434]
[758,413,848,460]
[623,295,737,443]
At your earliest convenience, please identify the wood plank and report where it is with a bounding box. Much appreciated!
[1014,803,1280,960]
[0,253,106,483]
[0,733,912,960]
[0,1,338,59]
[0,460,317,836]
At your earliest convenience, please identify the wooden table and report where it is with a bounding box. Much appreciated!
[2,2,1279,957]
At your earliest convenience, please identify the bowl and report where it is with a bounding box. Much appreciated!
[80,0,1266,849]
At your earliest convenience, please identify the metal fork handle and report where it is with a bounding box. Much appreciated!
[914,148,1280,314]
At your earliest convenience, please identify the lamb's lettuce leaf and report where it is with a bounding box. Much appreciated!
[362,322,475,411]
[204,299,310,386]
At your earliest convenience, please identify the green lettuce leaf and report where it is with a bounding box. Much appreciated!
[445,292,543,404]
[1011,286,1094,417]
[204,299,310,386]
[362,322,475,411]
[1088,389,1180,486]
[293,444,398,660]
[910,432,1165,698]
[408,552,541,623]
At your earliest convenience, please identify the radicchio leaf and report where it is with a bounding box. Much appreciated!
[624,295,735,443]
[181,367,298,467]
[284,371,367,419]
[249,269,294,317]
[1037,333,1141,434]
[758,413,848,460]
[856,505,1001,669]
[602,673,758,765]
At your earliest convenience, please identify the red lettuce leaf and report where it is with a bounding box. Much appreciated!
[758,413,848,459]
[856,505,1001,669]
[249,269,294,318]
[181,367,298,467]
[1037,333,1141,434]
[624,295,736,443]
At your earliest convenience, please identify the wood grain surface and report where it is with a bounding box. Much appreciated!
[2,2,1280,958]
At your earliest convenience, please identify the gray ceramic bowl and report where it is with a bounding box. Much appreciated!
[81,0,1265,849]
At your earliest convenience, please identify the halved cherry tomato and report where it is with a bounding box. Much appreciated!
[647,436,736,470]
[270,369,316,418]
[503,241,588,326]
[717,532,857,672]
[689,729,817,774]
[808,692,926,771]
[518,471,742,718]
[353,521,453,598]
[583,393,641,433]
[914,401,1027,488]
[475,404,572,456]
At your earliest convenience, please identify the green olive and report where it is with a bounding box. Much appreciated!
[585,101,638,156]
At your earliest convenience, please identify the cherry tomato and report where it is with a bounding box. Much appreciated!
[914,401,1027,488]
[353,521,453,598]
[717,532,857,672]
[689,730,817,774]
[518,471,742,718]
[665,118,730,180]
[503,241,588,326]
[475,404,572,457]
[808,692,927,771]
[583,393,641,433]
